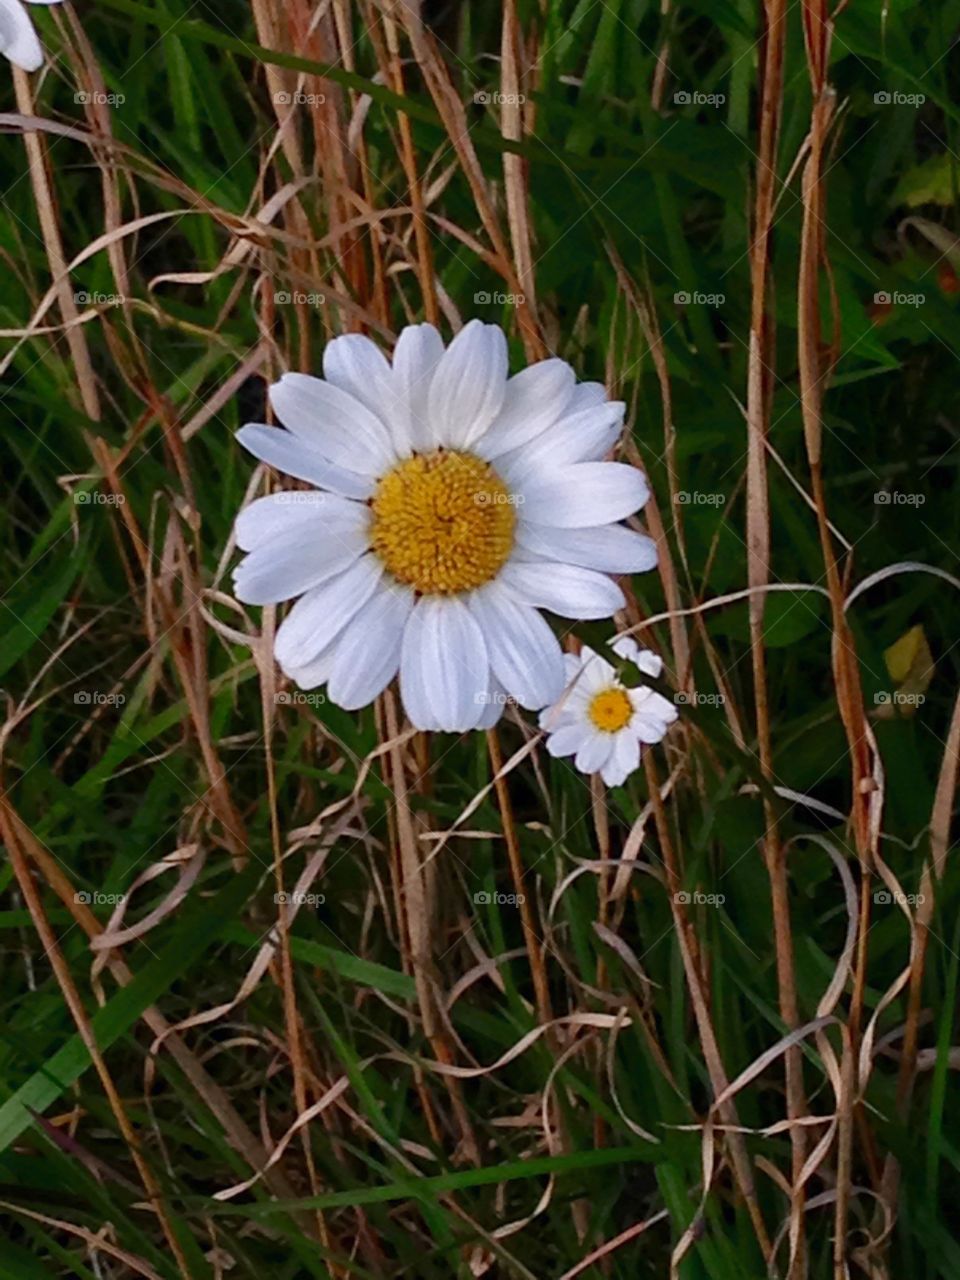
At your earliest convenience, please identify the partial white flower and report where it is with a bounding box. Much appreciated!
[232,322,658,732]
[0,0,61,72]
[539,641,677,786]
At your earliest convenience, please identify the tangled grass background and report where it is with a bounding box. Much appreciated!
[1,0,960,1276]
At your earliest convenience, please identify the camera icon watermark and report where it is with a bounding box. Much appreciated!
[874,90,925,107]
[273,91,327,106]
[474,690,520,707]
[273,290,325,306]
[474,890,525,905]
[873,290,924,308]
[75,91,125,107]
[675,491,726,506]
[873,889,924,906]
[673,89,726,107]
[473,290,525,306]
[674,290,725,307]
[474,490,523,506]
[674,890,725,905]
[74,490,126,505]
[74,690,126,706]
[75,890,126,905]
[674,691,725,706]
[873,490,925,506]
[874,690,925,708]
[474,91,525,106]
[275,891,326,906]
[75,290,124,306]
[275,690,327,706]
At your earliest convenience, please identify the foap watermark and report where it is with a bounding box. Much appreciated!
[474,91,525,106]
[874,90,925,107]
[873,889,925,906]
[675,491,726,506]
[74,690,125,707]
[675,891,725,906]
[75,90,125,107]
[474,290,525,306]
[474,491,523,506]
[75,890,126,905]
[474,890,525,905]
[675,691,725,707]
[874,290,925,308]
[874,691,926,708]
[75,290,124,306]
[275,891,326,906]
[274,290,326,306]
[674,290,725,307]
[873,490,925,506]
[474,690,520,708]
[673,90,726,107]
[274,91,326,106]
[275,690,327,707]
[273,492,329,506]
[74,490,125,506]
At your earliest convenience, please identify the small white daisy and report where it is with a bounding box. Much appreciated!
[232,321,657,732]
[0,0,61,72]
[539,637,677,786]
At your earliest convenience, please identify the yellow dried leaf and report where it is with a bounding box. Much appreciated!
[875,624,935,719]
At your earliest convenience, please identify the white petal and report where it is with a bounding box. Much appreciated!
[0,0,42,70]
[545,721,592,758]
[325,583,414,710]
[630,687,679,726]
[601,731,640,786]
[392,323,445,451]
[428,321,508,450]
[269,373,395,475]
[476,677,511,729]
[577,646,618,692]
[400,597,489,732]
[283,643,338,691]
[477,358,576,459]
[322,334,398,430]
[274,556,383,667]
[516,523,658,574]
[500,560,625,620]
[520,462,650,528]
[575,734,613,776]
[233,513,368,605]
[468,582,564,711]
[234,491,364,552]
[498,402,625,485]
[236,425,373,499]
[611,636,663,678]
[567,381,608,412]
[632,717,672,745]
[540,667,587,725]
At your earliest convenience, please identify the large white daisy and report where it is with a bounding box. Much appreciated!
[232,321,657,732]
[539,638,677,786]
[0,0,61,72]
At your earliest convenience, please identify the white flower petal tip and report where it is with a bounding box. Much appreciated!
[0,0,46,70]
[610,636,664,679]
[230,324,659,722]
[427,320,508,450]
[539,643,674,786]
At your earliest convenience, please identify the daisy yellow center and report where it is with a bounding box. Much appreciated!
[370,449,516,594]
[588,686,633,733]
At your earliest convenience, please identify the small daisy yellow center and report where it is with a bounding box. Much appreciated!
[588,686,633,733]
[370,449,516,595]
